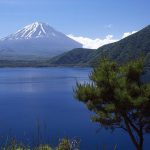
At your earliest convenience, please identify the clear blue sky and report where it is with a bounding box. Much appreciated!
[0,0,149,38]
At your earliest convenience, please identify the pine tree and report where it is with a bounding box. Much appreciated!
[74,58,150,150]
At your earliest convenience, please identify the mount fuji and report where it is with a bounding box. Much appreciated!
[0,22,82,59]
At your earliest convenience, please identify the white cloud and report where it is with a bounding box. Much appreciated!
[68,34,118,49]
[68,31,137,49]
[122,31,137,38]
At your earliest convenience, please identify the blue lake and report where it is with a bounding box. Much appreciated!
[0,67,149,149]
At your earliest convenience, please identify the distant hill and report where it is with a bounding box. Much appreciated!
[48,48,94,66]
[49,25,150,66]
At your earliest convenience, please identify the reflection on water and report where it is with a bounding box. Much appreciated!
[0,67,149,149]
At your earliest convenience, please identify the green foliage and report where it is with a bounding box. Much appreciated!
[56,138,71,150]
[1,138,79,150]
[34,145,52,150]
[75,58,150,150]
[48,48,94,66]
[2,144,53,150]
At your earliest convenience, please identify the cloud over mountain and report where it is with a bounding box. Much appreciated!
[122,31,137,38]
[68,31,137,49]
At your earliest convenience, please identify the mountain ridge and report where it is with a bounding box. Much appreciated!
[2,22,68,40]
[0,22,82,58]
[49,25,150,66]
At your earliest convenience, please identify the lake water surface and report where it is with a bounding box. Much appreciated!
[0,68,149,149]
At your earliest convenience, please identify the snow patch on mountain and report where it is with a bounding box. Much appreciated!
[0,22,82,58]
[2,22,67,40]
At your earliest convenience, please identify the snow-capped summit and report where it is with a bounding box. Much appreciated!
[2,21,67,40]
[0,22,82,58]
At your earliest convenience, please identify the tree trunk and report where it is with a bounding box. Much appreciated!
[122,113,145,150]
[123,116,142,150]
[139,126,144,150]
